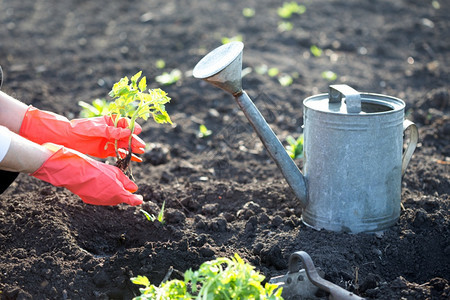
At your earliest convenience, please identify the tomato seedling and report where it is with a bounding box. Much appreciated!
[108,71,172,177]
[131,253,283,299]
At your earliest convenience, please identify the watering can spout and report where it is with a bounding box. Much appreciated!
[193,42,308,207]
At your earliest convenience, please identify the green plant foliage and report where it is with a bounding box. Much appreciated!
[78,99,111,118]
[242,8,255,18]
[278,21,293,32]
[155,69,182,86]
[131,253,283,300]
[321,70,338,81]
[268,67,280,77]
[155,59,166,69]
[108,71,172,175]
[221,35,243,44]
[140,200,165,224]
[286,135,304,159]
[197,124,212,138]
[277,2,306,19]
[310,45,323,57]
[278,74,293,87]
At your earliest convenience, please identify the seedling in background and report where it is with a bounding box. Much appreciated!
[197,124,212,138]
[286,134,304,159]
[278,74,293,87]
[131,253,283,299]
[277,2,306,19]
[242,7,255,18]
[155,69,182,86]
[140,200,165,224]
[108,71,172,177]
[221,35,243,45]
[155,59,166,69]
[78,98,110,118]
[310,45,323,57]
[278,21,293,32]
[321,70,338,81]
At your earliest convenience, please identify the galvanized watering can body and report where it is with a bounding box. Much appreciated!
[193,42,418,233]
[302,85,417,232]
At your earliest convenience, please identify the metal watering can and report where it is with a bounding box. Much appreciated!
[193,42,418,233]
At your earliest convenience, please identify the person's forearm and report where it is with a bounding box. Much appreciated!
[0,126,52,173]
[0,91,29,133]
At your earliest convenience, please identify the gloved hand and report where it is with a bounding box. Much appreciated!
[32,143,143,206]
[19,106,145,161]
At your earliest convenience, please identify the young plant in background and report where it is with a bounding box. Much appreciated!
[242,7,255,18]
[140,200,165,224]
[286,134,304,159]
[197,124,212,138]
[321,70,338,81]
[277,2,306,19]
[221,35,243,45]
[78,98,110,118]
[155,69,182,86]
[131,253,283,299]
[108,71,172,176]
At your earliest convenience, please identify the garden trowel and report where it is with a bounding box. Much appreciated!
[269,251,365,299]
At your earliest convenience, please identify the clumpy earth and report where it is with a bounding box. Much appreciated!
[0,0,449,299]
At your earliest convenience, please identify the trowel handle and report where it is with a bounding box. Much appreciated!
[234,91,308,206]
[402,120,418,176]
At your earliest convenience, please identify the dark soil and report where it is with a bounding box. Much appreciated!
[1,0,449,299]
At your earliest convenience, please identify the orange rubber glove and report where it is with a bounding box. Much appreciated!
[19,106,145,161]
[32,143,143,206]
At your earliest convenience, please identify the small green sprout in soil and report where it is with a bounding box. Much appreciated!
[155,69,182,86]
[278,21,293,32]
[255,64,269,75]
[155,59,166,69]
[278,74,293,87]
[310,45,323,57]
[221,35,243,45]
[321,70,338,81]
[277,1,306,19]
[108,71,172,177]
[140,200,165,224]
[286,134,304,159]
[131,253,283,299]
[78,98,110,118]
[432,1,440,9]
[197,124,212,138]
[268,67,280,77]
[242,7,255,18]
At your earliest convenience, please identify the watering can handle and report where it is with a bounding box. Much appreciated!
[329,84,362,114]
[402,120,418,176]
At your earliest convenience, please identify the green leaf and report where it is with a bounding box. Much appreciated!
[310,45,323,57]
[138,76,147,92]
[268,67,279,77]
[278,74,293,86]
[155,59,166,69]
[155,69,182,86]
[131,71,142,85]
[198,124,212,138]
[221,35,243,45]
[278,2,306,19]
[131,275,150,287]
[242,8,255,18]
[157,200,165,224]
[140,209,156,222]
[321,70,338,81]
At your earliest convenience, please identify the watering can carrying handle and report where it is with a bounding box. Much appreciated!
[329,84,362,113]
[402,120,418,176]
